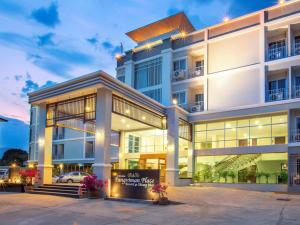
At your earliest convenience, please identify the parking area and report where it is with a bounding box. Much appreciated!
[0,187,300,225]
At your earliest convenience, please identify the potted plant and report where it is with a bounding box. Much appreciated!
[256,171,263,184]
[19,168,37,192]
[220,171,228,183]
[151,183,169,205]
[227,171,236,183]
[278,170,288,184]
[81,174,104,199]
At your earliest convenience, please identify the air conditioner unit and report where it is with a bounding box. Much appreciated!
[173,70,185,80]
[190,105,201,113]
[194,69,202,76]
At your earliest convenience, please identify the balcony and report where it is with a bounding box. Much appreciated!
[290,130,300,143]
[294,42,300,56]
[292,86,300,99]
[266,88,289,102]
[267,45,287,61]
[189,101,204,113]
[172,68,204,82]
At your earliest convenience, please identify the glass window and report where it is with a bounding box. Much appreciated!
[172,91,186,105]
[142,89,162,103]
[85,141,94,158]
[173,59,186,71]
[128,135,140,153]
[194,153,288,184]
[127,159,139,169]
[194,114,287,150]
[134,58,162,89]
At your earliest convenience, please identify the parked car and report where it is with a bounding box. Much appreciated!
[57,171,90,183]
[0,169,9,183]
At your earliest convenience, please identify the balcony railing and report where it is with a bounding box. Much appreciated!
[294,42,300,56]
[266,88,288,102]
[53,134,65,140]
[292,86,300,99]
[268,45,287,61]
[172,68,204,82]
[290,130,300,143]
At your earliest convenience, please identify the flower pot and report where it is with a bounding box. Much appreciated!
[87,190,102,199]
[158,197,169,205]
[24,185,33,193]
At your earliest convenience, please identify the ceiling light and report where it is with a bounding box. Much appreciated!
[142,116,146,120]
[121,119,126,123]
[278,0,285,5]
[181,31,186,38]
[126,124,130,128]
[223,17,230,23]
[85,106,91,112]
[125,109,130,114]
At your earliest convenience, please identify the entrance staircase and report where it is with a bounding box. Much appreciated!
[27,184,86,198]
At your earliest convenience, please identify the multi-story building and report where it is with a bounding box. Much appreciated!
[29,0,300,193]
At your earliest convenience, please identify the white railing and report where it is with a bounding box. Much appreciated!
[293,86,300,99]
[188,67,204,79]
[268,45,287,60]
[266,88,288,102]
[294,42,300,56]
[290,129,300,143]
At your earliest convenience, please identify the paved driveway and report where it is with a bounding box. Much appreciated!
[0,187,300,225]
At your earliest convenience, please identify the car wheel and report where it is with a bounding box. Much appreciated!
[67,179,73,183]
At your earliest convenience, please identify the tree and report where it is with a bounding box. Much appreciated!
[1,149,28,166]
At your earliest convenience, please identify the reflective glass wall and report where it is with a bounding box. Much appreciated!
[194,114,288,150]
[194,153,288,184]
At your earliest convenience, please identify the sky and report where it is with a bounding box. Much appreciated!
[0,0,279,150]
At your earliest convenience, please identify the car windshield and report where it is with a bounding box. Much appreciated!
[0,171,5,175]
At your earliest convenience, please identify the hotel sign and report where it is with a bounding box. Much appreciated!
[111,169,160,200]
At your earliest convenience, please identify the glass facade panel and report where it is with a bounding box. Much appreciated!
[194,153,288,184]
[194,114,288,150]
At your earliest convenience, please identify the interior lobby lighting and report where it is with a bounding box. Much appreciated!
[85,106,91,112]
[223,17,230,23]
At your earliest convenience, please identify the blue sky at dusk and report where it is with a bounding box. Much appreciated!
[0,0,279,150]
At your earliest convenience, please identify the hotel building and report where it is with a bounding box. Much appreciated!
[29,0,300,193]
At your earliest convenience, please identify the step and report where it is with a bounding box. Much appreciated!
[43,184,81,189]
[38,185,82,191]
[33,187,81,194]
[28,190,81,198]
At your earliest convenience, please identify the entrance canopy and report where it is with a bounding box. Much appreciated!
[28,71,168,133]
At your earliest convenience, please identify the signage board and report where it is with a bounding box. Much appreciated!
[111,169,160,200]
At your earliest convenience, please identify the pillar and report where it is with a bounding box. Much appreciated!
[37,103,53,185]
[165,106,179,186]
[118,131,126,169]
[187,140,194,178]
[92,88,112,196]
[259,12,267,104]
[161,48,173,106]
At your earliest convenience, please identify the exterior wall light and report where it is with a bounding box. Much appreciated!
[38,138,45,146]
[223,17,230,23]
[59,164,63,170]
[115,53,122,60]
[172,98,178,105]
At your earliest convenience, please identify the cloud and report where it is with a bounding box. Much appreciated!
[21,78,57,97]
[86,35,99,46]
[0,0,24,15]
[37,33,55,46]
[102,40,121,58]
[14,75,23,81]
[31,2,60,28]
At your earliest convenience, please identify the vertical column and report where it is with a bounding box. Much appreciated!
[259,12,267,104]
[165,106,179,186]
[118,131,126,169]
[37,103,53,185]
[93,88,112,196]
[161,49,173,106]
[204,29,209,111]
[124,60,134,87]
[288,67,292,99]
[288,24,292,57]
[187,140,193,178]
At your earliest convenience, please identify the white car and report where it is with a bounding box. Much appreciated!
[57,172,90,183]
